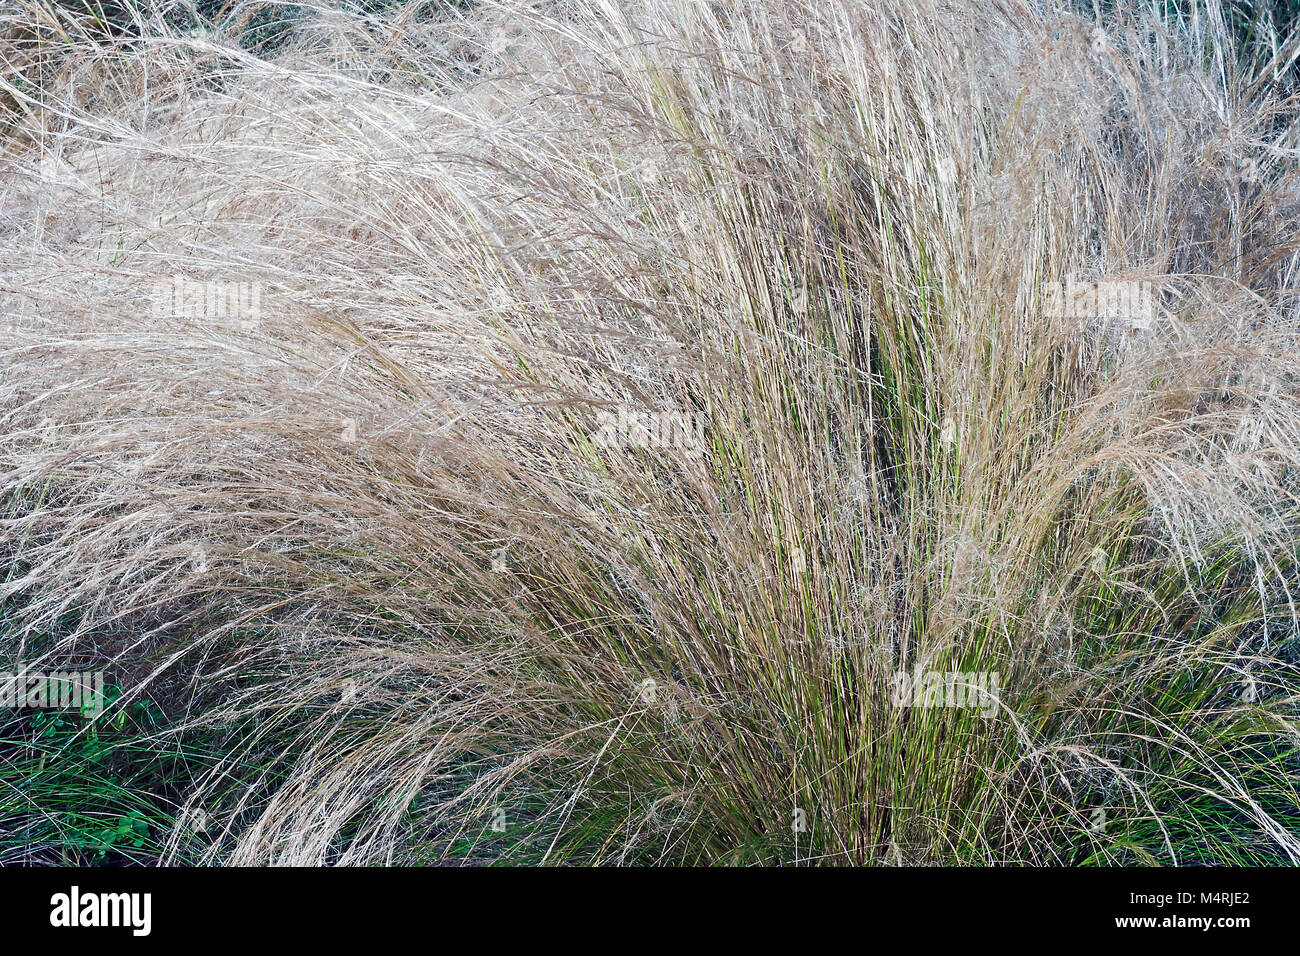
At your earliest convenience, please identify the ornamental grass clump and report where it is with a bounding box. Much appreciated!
[2,0,1300,864]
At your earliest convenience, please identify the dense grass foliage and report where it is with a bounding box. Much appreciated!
[42,1,1300,59]
[2,0,1300,864]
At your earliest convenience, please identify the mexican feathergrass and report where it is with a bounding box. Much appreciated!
[2,0,1300,864]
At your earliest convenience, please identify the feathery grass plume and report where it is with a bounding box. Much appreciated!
[2,0,1300,864]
